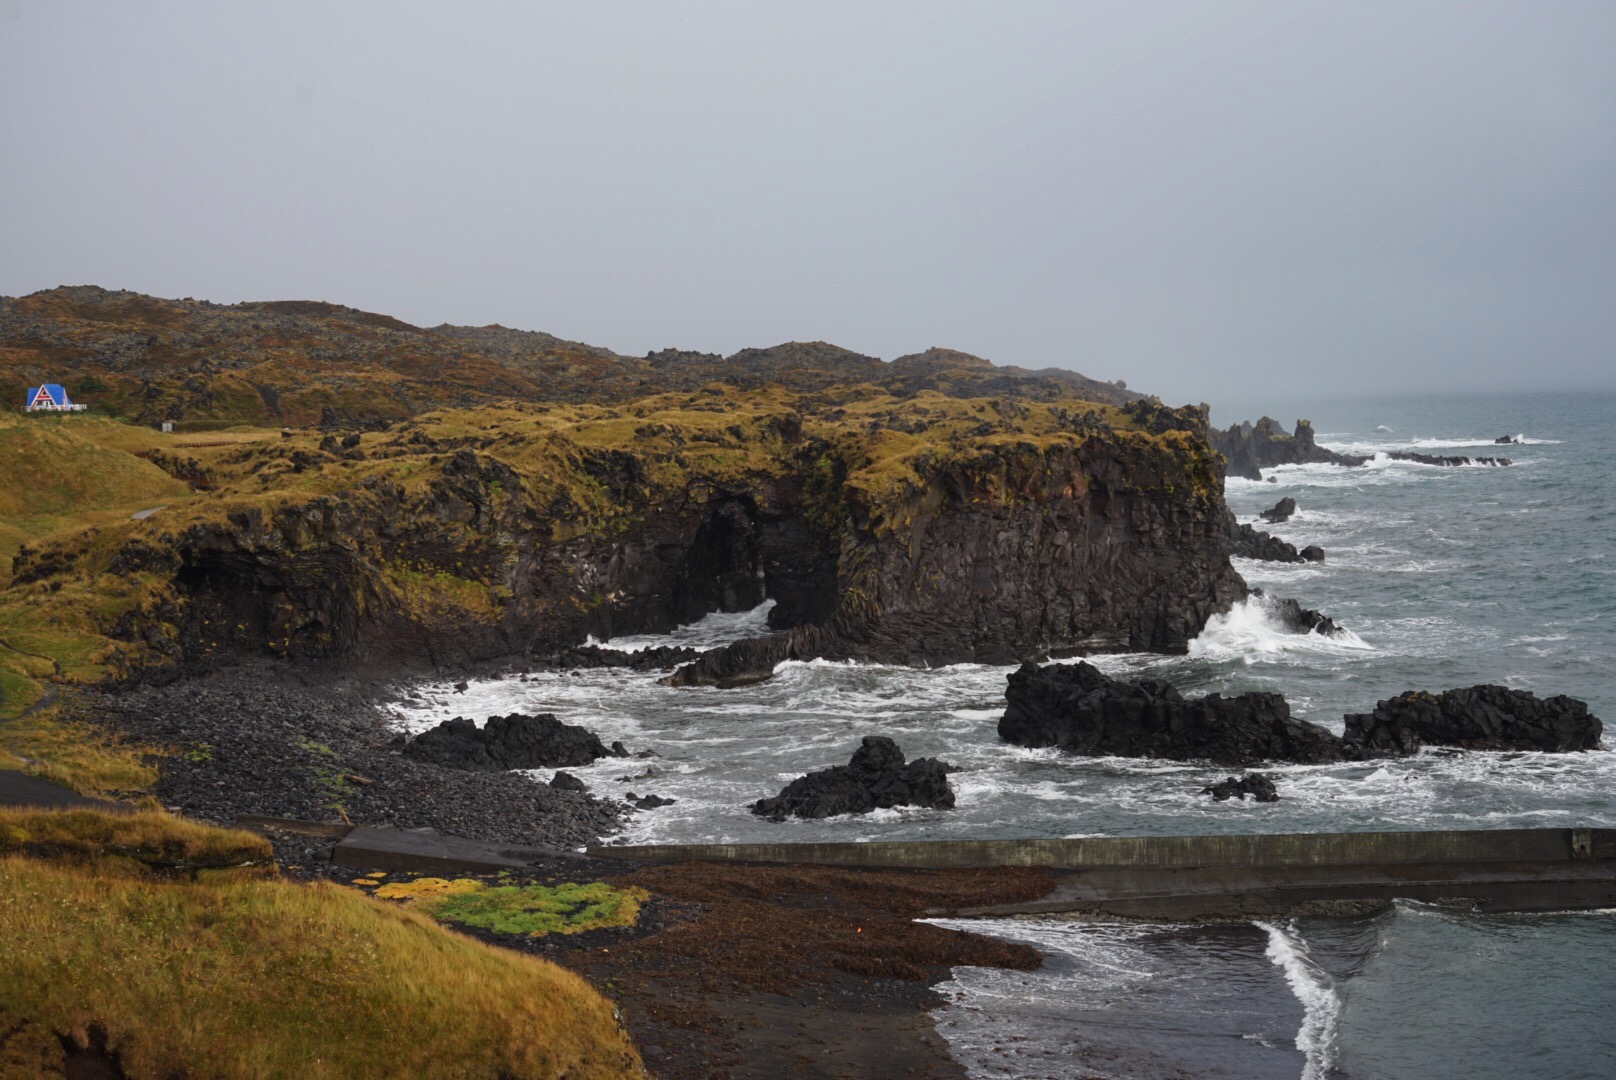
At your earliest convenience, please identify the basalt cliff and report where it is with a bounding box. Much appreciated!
[2,287,1249,711]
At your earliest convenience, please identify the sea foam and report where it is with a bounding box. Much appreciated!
[1258,920,1342,1080]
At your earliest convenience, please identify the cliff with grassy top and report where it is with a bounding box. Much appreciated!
[2,377,1238,720]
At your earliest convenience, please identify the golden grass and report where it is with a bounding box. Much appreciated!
[0,705,157,794]
[0,808,269,872]
[0,851,643,1079]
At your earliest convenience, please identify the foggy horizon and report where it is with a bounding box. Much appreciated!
[4,1,1614,406]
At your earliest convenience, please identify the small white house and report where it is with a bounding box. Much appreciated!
[23,383,88,413]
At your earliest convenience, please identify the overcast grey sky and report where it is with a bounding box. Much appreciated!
[3,1,1613,402]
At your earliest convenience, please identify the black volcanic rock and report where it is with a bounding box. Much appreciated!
[403,713,613,771]
[1260,497,1297,524]
[1384,451,1511,468]
[750,736,956,821]
[666,634,797,689]
[1210,418,1364,480]
[1255,592,1344,637]
[1495,435,1520,444]
[998,661,1349,767]
[1211,417,1512,479]
[1201,773,1280,802]
[1343,686,1602,755]
[1299,545,1325,563]
[549,770,588,792]
[1230,521,1311,563]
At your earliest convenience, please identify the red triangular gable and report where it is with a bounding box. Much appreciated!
[31,386,55,407]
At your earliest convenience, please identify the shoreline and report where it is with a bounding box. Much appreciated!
[70,657,1059,1076]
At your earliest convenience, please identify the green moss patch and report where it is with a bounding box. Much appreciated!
[374,877,649,938]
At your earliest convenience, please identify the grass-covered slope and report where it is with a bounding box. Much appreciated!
[0,809,642,1080]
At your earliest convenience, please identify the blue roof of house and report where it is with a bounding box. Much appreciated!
[26,384,70,406]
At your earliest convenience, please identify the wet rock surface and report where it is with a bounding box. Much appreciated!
[1343,686,1602,754]
[401,712,622,771]
[76,662,621,850]
[751,736,957,821]
[1259,497,1297,524]
[998,661,1350,767]
[1000,662,1602,766]
[1201,773,1280,802]
[1255,591,1345,636]
[1230,520,1318,563]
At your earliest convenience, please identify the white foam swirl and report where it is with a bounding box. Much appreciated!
[1258,920,1342,1080]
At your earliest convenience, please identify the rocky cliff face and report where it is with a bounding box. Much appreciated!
[674,433,1241,683]
[10,392,1246,682]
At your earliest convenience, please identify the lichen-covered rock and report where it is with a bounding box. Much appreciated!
[403,713,613,771]
[1342,686,1601,755]
[998,661,1349,767]
[751,737,956,821]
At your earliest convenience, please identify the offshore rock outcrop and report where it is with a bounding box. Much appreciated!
[1210,418,1358,480]
[999,661,1349,767]
[1000,663,1603,765]
[1201,773,1280,802]
[401,713,626,771]
[1229,521,1324,564]
[1342,687,1602,755]
[1259,497,1297,524]
[751,737,956,821]
[1211,417,1511,479]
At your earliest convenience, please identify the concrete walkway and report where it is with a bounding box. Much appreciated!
[0,769,124,811]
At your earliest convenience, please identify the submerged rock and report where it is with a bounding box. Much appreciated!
[751,736,956,821]
[1201,773,1280,802]
[403,713,614,771]
[1343,686,1602,755]
[998,661,1349,767]
[1384,451,1511,468]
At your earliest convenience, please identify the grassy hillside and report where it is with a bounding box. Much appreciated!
[0,285,1138,427]
[0,809,642,1079]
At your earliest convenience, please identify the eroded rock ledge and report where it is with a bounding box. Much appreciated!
[999,661,1603,766]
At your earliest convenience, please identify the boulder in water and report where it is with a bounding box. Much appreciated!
[998,661,1349,767]
[1260,497,1297,524]
[403,713,614,771]
[1343,686,1602,755]
[751,736,956,821]
[1299,545,1326,563]
[1201,773,1280,802]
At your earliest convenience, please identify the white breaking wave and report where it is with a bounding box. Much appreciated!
[587,598,777,651]
[1189,597,1372,665]
[1258,920,1342,1080]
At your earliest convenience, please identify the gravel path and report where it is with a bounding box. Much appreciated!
[78,661,623,850]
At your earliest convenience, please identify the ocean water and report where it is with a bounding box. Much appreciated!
[391,391,1615,1078]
